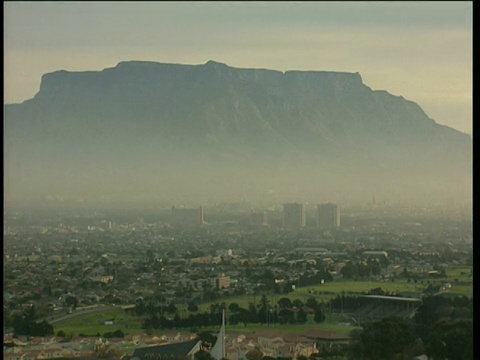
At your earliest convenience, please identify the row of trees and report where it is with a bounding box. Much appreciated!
[141,291,472,332]
[142,295,327,330]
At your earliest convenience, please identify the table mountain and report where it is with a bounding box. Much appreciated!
[4,60,472,207]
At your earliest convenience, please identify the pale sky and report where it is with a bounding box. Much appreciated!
[4,1,473,135]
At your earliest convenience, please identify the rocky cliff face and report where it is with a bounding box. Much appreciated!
[4,60,472,207]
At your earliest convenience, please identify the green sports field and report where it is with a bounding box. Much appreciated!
[55,309,358,337]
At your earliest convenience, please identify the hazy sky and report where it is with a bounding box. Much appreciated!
[4,1,472,135]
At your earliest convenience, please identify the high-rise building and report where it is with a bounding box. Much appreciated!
[171,205,205,225]
[283,203,306,229]
[199,206,205,225]
[250,210,269,226]
[317,203,340,228]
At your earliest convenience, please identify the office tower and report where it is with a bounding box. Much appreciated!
[283,203,306,229]
[317,203,340,228]
[199,206,205,225]
[250,210,269,226]
[171,205,205,225]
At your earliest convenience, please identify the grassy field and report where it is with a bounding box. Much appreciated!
[446,266,472,282]
[55,309,145,336]
[184,275,472,314]
[55,266,472,336]
[55,310,358,337]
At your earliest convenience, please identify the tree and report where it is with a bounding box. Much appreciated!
[278,297,292,309]
[258,295,270,324]
[296,308,307,323]
[292,299,304,308]
[13,314,54,337]
[24,304,36,322]
[313,308,325,323]
[349,317,417,360]
[228,302,240,325]
[42,284,53,296]
[31,320,54,336]
[195,349,215,360]
[246,348,264,360]
[341,261,358,279]
[166,302,178,314]
[305,297,319,310]
[248,302,258,323]
[423,320,473,360]
[135,297,145,316]
[197,331,217,349]
[236,307,250,327]
[188,302,199,312]
[145,249,155,262]
[278,309,295,324]
[173,313,181,328]
[228,302,240,313]
[112,329,124,338]
[370,262,382,276]
[65,295,78,310]
[414,295,450,337]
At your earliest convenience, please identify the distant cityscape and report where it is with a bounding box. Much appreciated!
[4,2,472,359]
[171,202,341,230]
[3,200,472,359]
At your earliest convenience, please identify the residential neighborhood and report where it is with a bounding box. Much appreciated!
[4,202,472,359]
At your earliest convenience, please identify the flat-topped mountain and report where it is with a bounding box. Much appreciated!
[4,60,472,207]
